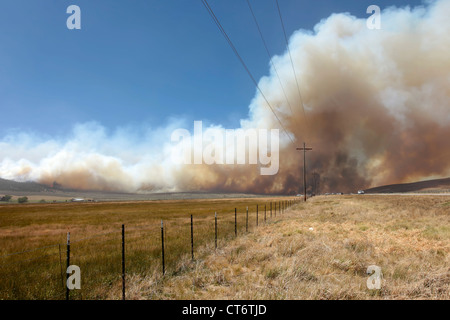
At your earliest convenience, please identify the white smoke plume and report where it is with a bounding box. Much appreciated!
[1,0,449,194]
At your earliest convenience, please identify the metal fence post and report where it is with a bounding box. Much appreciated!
[246,206,248,232]
[214,212,217,250]
[66,232,70,301]
[190,215,194,261]
[234,208,237,237]
[122,224,125,300]
[58,244,64,293]
[161,220,165,275]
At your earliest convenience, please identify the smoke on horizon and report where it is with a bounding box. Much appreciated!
[1,0,450,194]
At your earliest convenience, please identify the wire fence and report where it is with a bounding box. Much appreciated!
[0,199,300,300]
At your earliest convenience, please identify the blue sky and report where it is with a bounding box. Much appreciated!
[0,0,424,137]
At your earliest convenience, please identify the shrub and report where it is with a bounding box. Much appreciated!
[0,195,12,202]
[17,196,28,203]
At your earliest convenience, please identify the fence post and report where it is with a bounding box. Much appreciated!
[246,206,248,232]
[234,208,237,237]
[122,224,125,300]
[275,202,277,217]
[58,244,64,293]
[161,220,165,275]
[264,204,266,223]
[190,215,194,261]
[66,232,70,301]
[215,212,217,250]
[256,204,258,227]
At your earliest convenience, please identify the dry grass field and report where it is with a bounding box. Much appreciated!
[0,197,288,299]
[0,195,448,300]
[128,195,449,300]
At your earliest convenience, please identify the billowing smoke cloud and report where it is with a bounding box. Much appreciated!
[1,0,450,194]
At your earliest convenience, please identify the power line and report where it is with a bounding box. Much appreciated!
[245,0,300,130]
[275,0,309,140]
[201,0,295,146]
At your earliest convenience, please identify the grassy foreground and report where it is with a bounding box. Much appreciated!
[128,195,449,300]
[0,195,448,299]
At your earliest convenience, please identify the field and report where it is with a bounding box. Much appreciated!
[0,195,448,300]
[0,197,289,299]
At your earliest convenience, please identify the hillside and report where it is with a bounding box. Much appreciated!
[364,178,450,194]
[0,178,53,193]
[0,178,268,201]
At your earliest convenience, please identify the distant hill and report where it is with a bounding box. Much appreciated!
[364,177,450,193]
[0,178,270,201]
[0,178,53,193]
[1,176,449,199]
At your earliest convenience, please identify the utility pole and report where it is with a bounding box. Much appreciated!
[296,142,312,202]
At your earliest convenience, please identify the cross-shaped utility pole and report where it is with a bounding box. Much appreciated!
[296,142,312,202]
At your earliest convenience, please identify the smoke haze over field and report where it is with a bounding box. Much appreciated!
[1,0,450,194]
